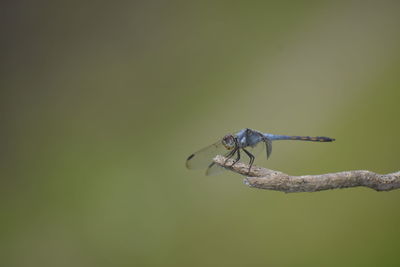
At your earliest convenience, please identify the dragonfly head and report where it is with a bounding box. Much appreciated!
[222,134,236,150]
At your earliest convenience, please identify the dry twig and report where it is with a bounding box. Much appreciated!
[213,155,400,193]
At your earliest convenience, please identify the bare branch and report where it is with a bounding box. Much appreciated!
[213,155,400,193]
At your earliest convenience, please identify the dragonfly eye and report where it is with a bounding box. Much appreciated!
[222,134,236,150]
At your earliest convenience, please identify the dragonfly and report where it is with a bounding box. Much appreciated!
[186,128,335,175]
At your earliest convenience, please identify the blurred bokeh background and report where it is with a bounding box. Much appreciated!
[1,1,400,266]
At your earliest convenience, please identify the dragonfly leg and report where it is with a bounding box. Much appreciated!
[224,137,240,165]
[242,148,255,174]
[224,147,237,164]
[230,148,241,167]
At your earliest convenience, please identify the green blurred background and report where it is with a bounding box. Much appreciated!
[1,1,400,266]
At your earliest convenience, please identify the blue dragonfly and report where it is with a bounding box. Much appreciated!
[186,128,335,175]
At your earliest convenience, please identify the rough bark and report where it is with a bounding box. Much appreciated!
[213,155,400,193]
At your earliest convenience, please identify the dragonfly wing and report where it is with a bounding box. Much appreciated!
[247,138,273,161]
[186,140,229,170]
[265,138,272,159]
[205,161,226,176]
[248,141,264,156]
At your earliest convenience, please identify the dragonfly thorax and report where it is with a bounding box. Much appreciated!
[235,128,263,148]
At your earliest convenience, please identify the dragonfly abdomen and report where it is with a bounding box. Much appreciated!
[265,134,335,142]
[290,136,334,142]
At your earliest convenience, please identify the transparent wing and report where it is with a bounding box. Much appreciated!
[186,140,229,170]
[248,141,264,156]
[247,139,273,162]
[205,161,226,176]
